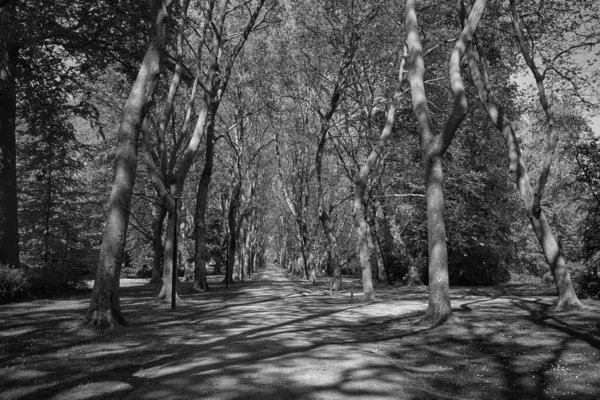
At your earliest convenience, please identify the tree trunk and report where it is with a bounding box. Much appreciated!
[466,40,583,310]
[225,185,240,286]
[44,132,52,266]
[422,156,452,322]
[509,0,558,218]
[371,229,387,284]
[0,1,19,267]
[354,199,374,301]
[192,114,215,292]
[156,210,181,303]
[150,205,167,284]
[84,0,174,329]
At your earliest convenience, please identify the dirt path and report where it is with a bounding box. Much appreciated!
[123,264,432,400]
[1,263,600,399]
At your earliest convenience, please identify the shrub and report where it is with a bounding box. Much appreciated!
[448,248,511,286]
[0,261,88,303]
[0,264,32,303]
[571,262,600,300]
[27,264,88,296]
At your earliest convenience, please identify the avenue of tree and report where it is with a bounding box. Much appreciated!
[1,0,599,327]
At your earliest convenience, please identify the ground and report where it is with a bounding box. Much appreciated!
[1,263,599,399]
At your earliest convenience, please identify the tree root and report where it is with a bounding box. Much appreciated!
[553,297,585,312]
[80,309,127,330]
[188,282,209,293]
[156,289,183,304]
[361,291,375,304]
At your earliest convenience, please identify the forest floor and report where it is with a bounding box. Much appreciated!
[1,263,600,400]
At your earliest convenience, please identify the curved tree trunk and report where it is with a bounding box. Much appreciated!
[0,0,19,267]
[466,39,583,310]
[84,0,174,329]
[509,0,558,218]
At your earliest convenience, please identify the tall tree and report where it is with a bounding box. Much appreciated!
[353,44,408,301]
[84,0,175,328]
[405,0,488,325]
[192,0,268,292]
[466,32,584,311]
[0,0,19,267]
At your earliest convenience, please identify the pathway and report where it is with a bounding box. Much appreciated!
[123,263,432,399]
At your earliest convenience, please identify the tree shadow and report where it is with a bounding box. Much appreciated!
[1,265,599,399]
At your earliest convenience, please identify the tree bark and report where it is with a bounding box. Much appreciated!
[157,210,176,302]
[84,0,174,329]
[225,184,241,286]
[0,0,19,267]
[466,38,583,310]
[44,131,52,266]
[150,204,166,284]
[191,111,215,292]
[370,227,387,283]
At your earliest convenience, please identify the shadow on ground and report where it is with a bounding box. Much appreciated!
[1,264,599,399]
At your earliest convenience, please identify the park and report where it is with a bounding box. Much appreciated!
[1,0,600,398]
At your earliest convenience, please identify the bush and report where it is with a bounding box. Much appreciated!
[0,264,32,303]
[571,263,600,300]
[27,264,87,296]
[448,248,510,285]
[0,261,88,303]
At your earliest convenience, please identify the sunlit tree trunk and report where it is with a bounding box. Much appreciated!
[84,0,174,329]
[466,37,583,311]
[0,0,19,267]
[156,210,177,302]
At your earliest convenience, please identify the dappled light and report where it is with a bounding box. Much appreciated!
[2,0,600,398]
[2,263,600,399]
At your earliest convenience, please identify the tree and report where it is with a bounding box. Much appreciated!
[0,0,19,267]
[405,0,488,325]
[84,0,175,328]
[353,44,408,301]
